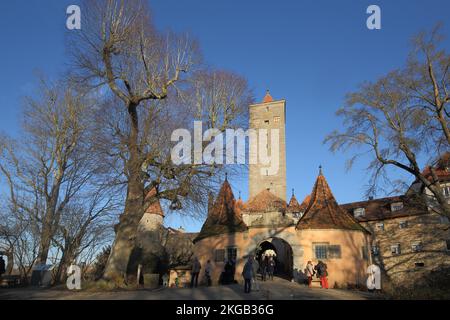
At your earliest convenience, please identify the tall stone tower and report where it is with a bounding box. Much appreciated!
[249,91,287,201]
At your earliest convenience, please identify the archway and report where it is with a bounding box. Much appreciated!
[255,237,293,280]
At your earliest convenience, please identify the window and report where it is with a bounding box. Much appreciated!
[443,186,450,198]
[292,212,302,219]
[362,246,369,260]
[264,120,270,125]
[412,241,422,252]
[376,222,384,231]
[399,221,408,229]
[214,249,225,262]
[372,245,380,255]
[391,244,401,255]
[313,243,341,259]
[328,245,342,259]
[226,247,237,262]
[446,240,450,251]
[415,262,425,267]
[353,208,365,218]
[391,202,404,212]
[273,116,280,124]
[313,243,328,259]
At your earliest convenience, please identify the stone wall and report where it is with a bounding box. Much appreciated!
[362,212,450,286]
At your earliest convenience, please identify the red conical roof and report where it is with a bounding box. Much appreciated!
[287,194,302,213]
[144,188,165,217]
[299,194,311,212]
[194,179,247,243]
[296,171,368,233]
[263,90,274,103]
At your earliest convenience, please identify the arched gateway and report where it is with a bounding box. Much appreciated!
[256,237,293,279]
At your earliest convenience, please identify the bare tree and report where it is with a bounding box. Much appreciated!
[325,25,450,216]
[51,185,119,283]
[0,76,111,273]
[71,0,252,283]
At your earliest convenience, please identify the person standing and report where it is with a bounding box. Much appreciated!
[305,261,315,288]
[0,256,5,279]
[315,261,329,289]
[366,263,381,292]
[261,256,268,281]
[191,257,202,288]
[267,257,275,281]
[251,257,260,291]
[242,256,254,293]
[204,260,213,287]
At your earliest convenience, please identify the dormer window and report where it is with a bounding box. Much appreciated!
[391,202,404,212]
[399,221,408,229]
[353,208,365,218]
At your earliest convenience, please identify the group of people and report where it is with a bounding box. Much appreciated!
[304,260,329,289]
[259,255,276,281]
[189,256,380,293]
[190,257,214,288]
[242,254,277,293]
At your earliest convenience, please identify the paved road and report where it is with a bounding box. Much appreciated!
[0,277,378,300]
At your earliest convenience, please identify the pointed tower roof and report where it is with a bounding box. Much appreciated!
[299,194,311,212]
[287,190,302,213]
[194,180,247,243]
[144,188,165,217]
[245,189,287,213]
[263,90,274,103]
[296,168,368,233]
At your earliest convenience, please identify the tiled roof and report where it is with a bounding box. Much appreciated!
[144,188,165,217]
[299,194,311,212]
[414,153,450,184]
[421,166,450,182]
[341,195,428,222]
[244,189,287,213]
[263,90,274,103]
[296,171,369,233]
[287,194,302,213]
[194,180,247,243]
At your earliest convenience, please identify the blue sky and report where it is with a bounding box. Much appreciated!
[0,0,449,232]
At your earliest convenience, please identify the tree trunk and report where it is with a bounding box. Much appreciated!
[103,103,146,283]
[37,223,53,265]
[5,248,14,275]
